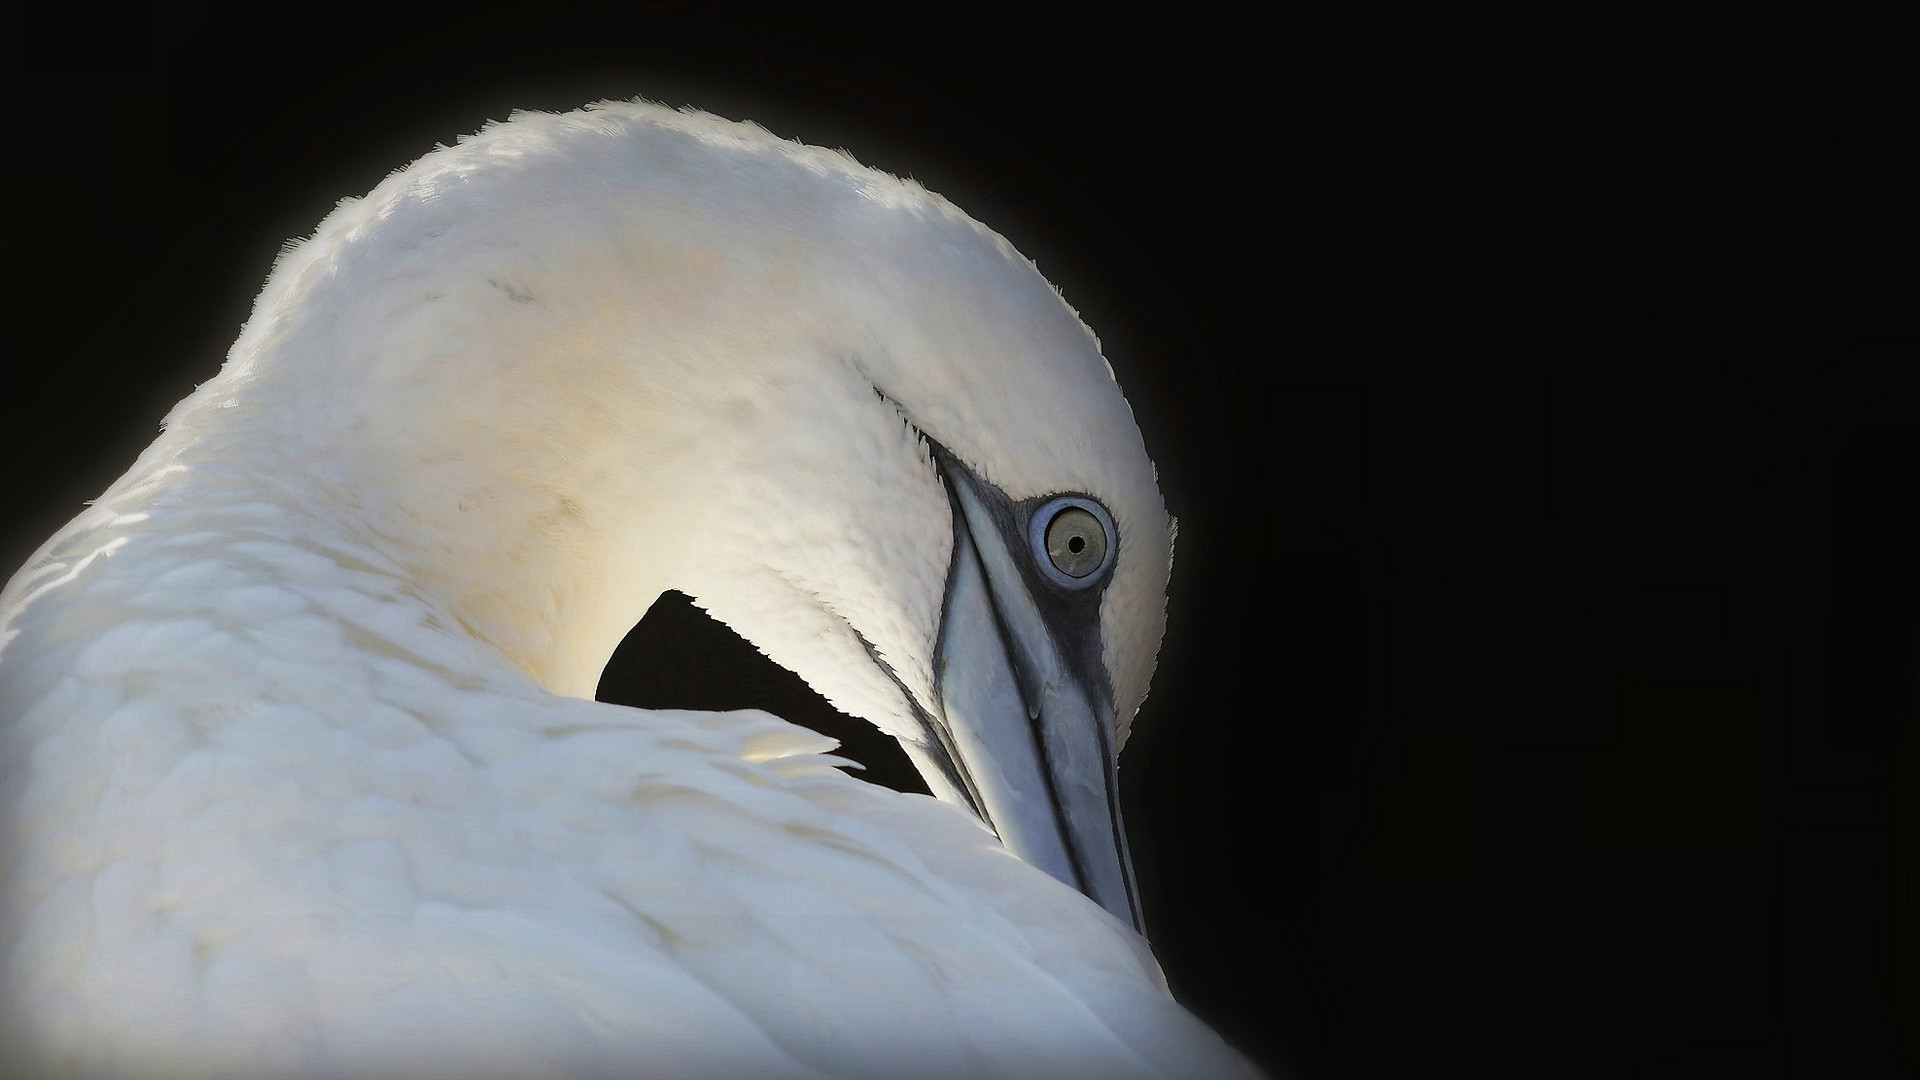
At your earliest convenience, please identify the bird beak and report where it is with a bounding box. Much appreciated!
[901,449,1143,933]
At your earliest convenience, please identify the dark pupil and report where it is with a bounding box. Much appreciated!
[1067,535,1086,554]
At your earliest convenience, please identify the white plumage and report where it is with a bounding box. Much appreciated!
[0,101,1257,1079]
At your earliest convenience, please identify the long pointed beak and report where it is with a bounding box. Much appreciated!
[900,453,1142,932]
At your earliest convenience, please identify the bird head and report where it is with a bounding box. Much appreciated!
[191,102,1174,931]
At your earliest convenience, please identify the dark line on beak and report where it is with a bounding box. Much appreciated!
[1023,701,1093,900]
[1088,702,1143,932]
[844,623,990,826]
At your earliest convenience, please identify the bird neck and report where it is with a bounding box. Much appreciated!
[136,170,862,699]
[104,105,1156,724]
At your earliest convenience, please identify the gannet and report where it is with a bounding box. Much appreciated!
[0,100,1259,1079]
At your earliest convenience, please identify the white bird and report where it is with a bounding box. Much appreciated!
[0,101,1258,1079]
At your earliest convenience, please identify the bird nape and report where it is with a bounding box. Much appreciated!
[0,101,1262,1079]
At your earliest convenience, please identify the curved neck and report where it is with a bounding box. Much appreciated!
[132,105,1156,722]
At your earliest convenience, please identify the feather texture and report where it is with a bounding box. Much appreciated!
[0,101,1253,1079]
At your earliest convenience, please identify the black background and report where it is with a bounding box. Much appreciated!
[5,11,1914,1079]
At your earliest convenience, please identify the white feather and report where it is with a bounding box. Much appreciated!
[0,101,1253,1079]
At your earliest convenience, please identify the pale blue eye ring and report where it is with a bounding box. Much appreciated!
[1030,495,1115,587]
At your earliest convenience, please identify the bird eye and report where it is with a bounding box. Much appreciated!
[1031,496,1115,587]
